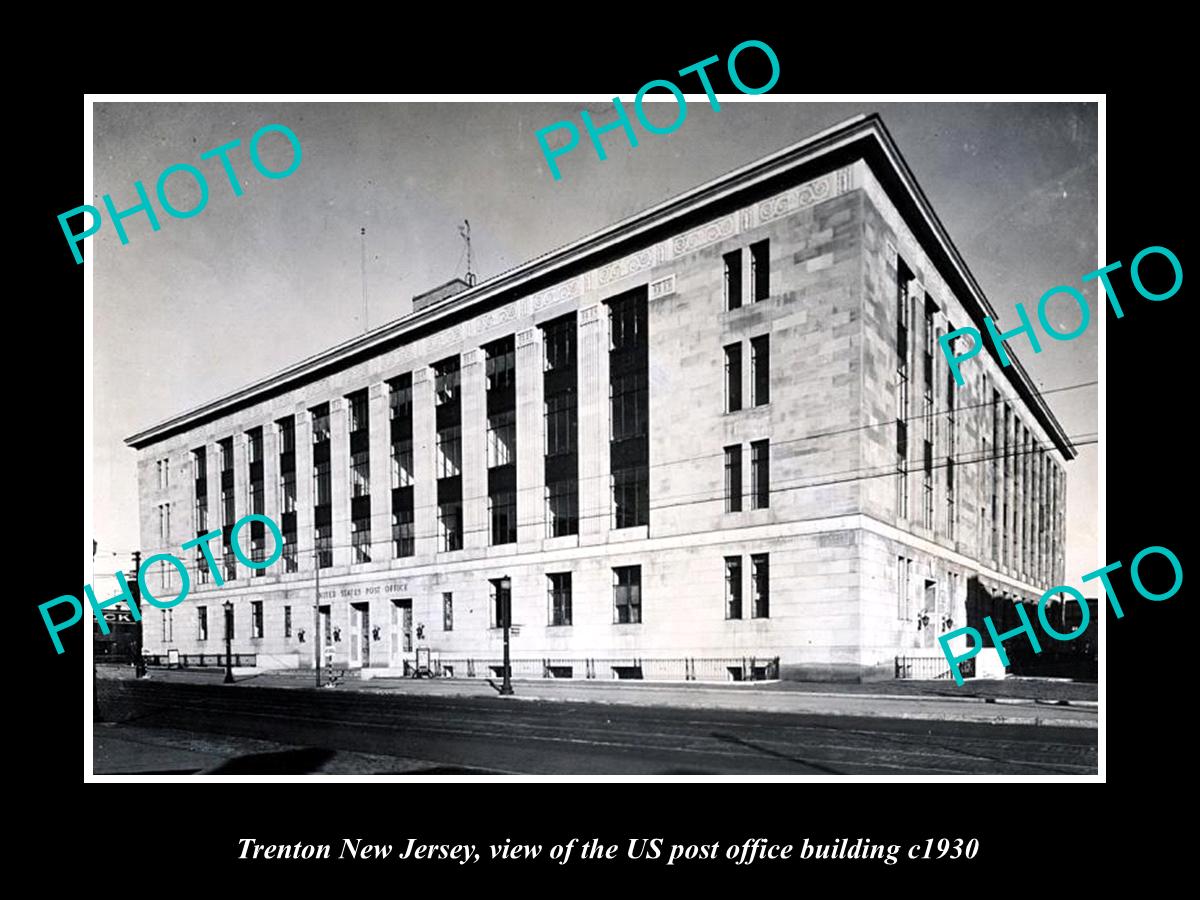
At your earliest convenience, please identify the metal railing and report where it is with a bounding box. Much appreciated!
[895,655,974,680]
[143,653,258,668]
[430,656,780,682]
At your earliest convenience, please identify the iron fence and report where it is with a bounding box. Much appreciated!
[430,656,780,682]
[895,655,974,680]
[143,653,258,668]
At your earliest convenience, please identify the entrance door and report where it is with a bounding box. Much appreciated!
[317,605,331,669]
[349,602,370,669]
[390,599,413,667]
[922,580,937,648]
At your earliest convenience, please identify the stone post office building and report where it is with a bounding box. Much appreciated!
[126,114,1073,682]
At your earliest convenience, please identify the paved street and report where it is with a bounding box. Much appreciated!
[95,677,1097,775]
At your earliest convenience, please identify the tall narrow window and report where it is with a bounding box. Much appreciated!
[393,505,415,558]
[544,390,577,456]
[487,410,516,468]
[613,566,642,624]
[725,556,743,619]
[437,426,462,479]
[351,451,370,497]
[351,515,371,563]
[546,480,578,537]
[946,329,957,541]
[751,240,770,301]
[284,605,292,638]
[612,466,648,529]
[489,491,517,545]
[724,444,743,513]
[315,521,332,568]
[610,372,647,440]
[751,553,770,618]
[724,343,742,413]
[548,573,573,626]
[443,593,454,631]
[724,249,742,311]
[897,555,911,621]
[251,601,264,639]
[750,334,770,406]
[197,606,208,642]
[896,258,913,520]
[433,357,460,406]
[391,439,414,489]
[750,440,770,510]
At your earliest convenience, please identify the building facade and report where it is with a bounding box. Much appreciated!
[125,115,1074,682]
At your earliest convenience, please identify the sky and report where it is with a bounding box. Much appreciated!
[91,99,1099,580]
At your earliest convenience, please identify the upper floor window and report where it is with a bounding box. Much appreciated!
[310,404,331,443]
[724,249,742,311]
[750,334,770,407]
[277,416,295,454]
[484,338,516,391]
[486,410,516,469]
[542,316,576,373]
[750,240,770,302]
[247,427,263,465]
[724,343,742,413]
[348,390,369,434]
[750,440,770,510]
[609,293,645,352]
[433,357,461,406]
[545,390,577,457]
[389,373,413,421]
[437,426,462,479]
[611,371,647,441]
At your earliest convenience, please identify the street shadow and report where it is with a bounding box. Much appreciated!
[207,747,336,774]
[710,731,843,775]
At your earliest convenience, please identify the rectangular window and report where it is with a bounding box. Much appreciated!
[438,502,463,552]
[310,404,331,443]
[284,606,292,638]
[724,342,742,413]
[724,249,742,311]
[612,465,649,529]
[489,491,517,545]
[544,390,577,456]
[543,316,576,374]
[192,447,206,484]
[251,601,263,639]
[610,371,647,440]
[351,516,372,563]
[487,410,516,468]
[725,556,743,619]
[159,504,169,543]
[548,572,573,626]
[433,356,460,406]
[750,440,770,510]
[194,496,208,532]
[724,444,743,512]
[283,535,298,573]
[751,240,770,302]
[443,592,453,631]
[389,373,413,421]
[197,606,208,642]
[223,545,237,581]
[350,450,370,498]
[750,334,770,406]
[546,480,579,537]
[437,426,462,479]
[613,565,642,625]
[392,506,415,558]
[609,293,645,352]
[195,543,210,585]
[484,338,516,391]
[391,439,414,488]
[249,481,264,516]
[315,523,332,568]
[897,555,910,621]
[278,416,295,454]
[313,460,332,506]
[247,427,263,465]
[348,390,369,434]
[751,553,769,618]
[160,560,170,590]
[280,471,297,513]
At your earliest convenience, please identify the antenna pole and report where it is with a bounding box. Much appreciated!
[360,226,368,332]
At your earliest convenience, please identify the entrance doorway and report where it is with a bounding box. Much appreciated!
[317,605,332,669]
[390,599,413,667]
[922,579,937,648]
[349,602,370,669]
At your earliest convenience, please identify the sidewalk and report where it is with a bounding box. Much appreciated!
[100,665,1098,729]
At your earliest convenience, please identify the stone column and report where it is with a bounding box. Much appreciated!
[516,327,545,547]
[232,429,249,580]
[330,397,351,568]
[206,439,222,579]
[461,348,487,550]
[293,404,314,574]
[369,382,392,562]
[412,367,437,558]
[577,303,610,543]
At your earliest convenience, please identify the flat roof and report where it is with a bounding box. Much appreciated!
[125,113,1076,459]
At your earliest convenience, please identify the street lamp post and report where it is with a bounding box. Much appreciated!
[314,549,322,688]
[223,599,235,684]
[499,576,513,696]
